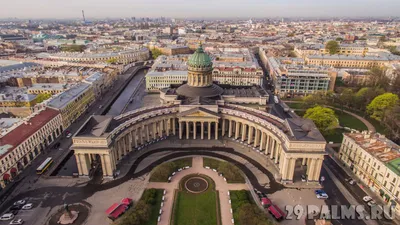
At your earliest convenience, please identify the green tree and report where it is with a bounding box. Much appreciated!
[354,87,385,110]
[36,93,52,103]
[367,93,399,121]
[151,48,163,59]
[335,37,344,42]
[302,92,329,108]
[303,106,339,134]
[382,105,400,141]
[368,66,390,89]
[339,88,354,109]
[325,40,340,55]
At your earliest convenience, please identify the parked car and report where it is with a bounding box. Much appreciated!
[316,193,329,199]
[13,200,25,206]
[363,196,373,202]
[0,213,14,221]
[348,179,356,185]
[22,204,33,210]
[315,190,326,195]
[9,219,24,224]
[66,133,72,138]
[7,210,18,216]
[10,205,22,211]
[301,175,307,182]
[58,148,63,151]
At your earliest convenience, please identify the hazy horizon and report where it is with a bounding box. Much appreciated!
[0,0,399,19]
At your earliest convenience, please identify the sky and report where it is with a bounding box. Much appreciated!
[0,0,399,19]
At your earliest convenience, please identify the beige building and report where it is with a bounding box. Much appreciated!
[72,46,326,184]
[339,131,400,214]
[306,55,390,69]
[48,83,95,129]
[0,108,63,188]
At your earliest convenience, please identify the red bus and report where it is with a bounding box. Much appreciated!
[268,204,285,221]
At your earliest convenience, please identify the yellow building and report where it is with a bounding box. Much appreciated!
[306,55,389,68]
[339,131,400,215]
[48,83,95,129]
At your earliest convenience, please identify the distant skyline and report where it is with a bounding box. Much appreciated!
[1,0,399,19]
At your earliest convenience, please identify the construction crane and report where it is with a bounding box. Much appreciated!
[82,10,86,23]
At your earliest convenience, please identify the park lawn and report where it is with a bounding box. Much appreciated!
[334,109,368,131]
[230,190,272,225]
[143,189,164,225]
[150,157,192,182]
[285,102,305,109]
[173,189,218,225]
[203,158,245,183]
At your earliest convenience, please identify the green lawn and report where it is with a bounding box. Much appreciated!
[150,158,192,182]
[230,190,273,225]
[203,158,245,183]
[172,176,219,225]
[334,109,368,131]
[285,102,306,109]
[143,189,164,225]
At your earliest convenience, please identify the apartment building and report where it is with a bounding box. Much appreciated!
[266,57,337,97]
[0,108,63,188]
[339,131,400,214]
[306,55,391,69]
[48,83,95,129]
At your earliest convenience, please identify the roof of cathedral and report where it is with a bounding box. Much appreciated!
[187,45,212,68]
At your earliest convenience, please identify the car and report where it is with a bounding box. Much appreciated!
[363,196,373,202]
[301,175,307,182]
[348,179,356,185]
[7,210,18,216]
[66,133,72,138]
[9,219,24,224]
[99,105,103,109]
[58,148,63,151]
[13,200,26,206]
[53,142,60,149]
[367,201,376,207]
[316,193,329,199]
[10,205,22,211]
[315,189,326,195]
[22,204,33,210]
[0,213,14,221]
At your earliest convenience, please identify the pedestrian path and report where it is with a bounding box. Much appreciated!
[147,156,248,225]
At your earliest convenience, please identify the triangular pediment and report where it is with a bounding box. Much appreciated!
[178,107,220,118]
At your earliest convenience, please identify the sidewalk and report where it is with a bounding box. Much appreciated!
[147,156,248,225]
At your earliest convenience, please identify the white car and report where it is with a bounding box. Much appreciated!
[13,200,26,206]
[22,203,33,210]
[0,213,14,221]
[66,133,72,138]
[317,193,329,199]
[363,196,373,202]
[9,219,24,224]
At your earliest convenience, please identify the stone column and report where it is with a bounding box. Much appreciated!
[235,122,240,139]
[153,122,157,139]
[166,119,170,136]
[215,122,218,140]
[265,135,270,154]
[133,130,138,148]
[75,154,83,175]
[287,158,296,182]
[274,143,281,164]
[201,122,204,140]
[270,139,275,159]
[281,156,290,180]
[241,124,246,142]
[146,125,150,142]
[179,122,183,139]
[259,132,265,151]
[208,122,211,140]
[307,158,316,181]
[186,121,190,139]
[311,159,323,182]
[103,154,113,177]
[193,121,197,139]
[228,120,233,137]
[247,126,253,145]
[173,118,176,135]
[160,120,164,137]
[222,119,226,136]
[101,154,108,176]
[254,129,260,147]
[302,158,307,166]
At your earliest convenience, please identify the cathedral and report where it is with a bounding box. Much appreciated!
[72,45,326,183]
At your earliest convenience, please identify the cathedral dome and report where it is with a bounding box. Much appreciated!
[187,45,212,68]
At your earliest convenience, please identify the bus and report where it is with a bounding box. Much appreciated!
[36,157,53,175]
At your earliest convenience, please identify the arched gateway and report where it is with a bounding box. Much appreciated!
[72,46,326,183]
